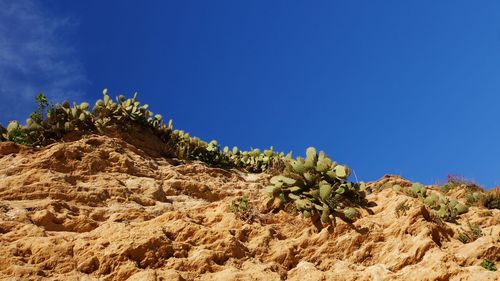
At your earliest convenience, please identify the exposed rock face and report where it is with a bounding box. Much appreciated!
[0,135,498,280]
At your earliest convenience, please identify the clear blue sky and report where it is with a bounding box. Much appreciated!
[1,1,500,188]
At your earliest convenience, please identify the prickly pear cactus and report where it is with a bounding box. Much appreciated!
[224,146,288,173]
[266,147,366,225]
[393,182,471,222]
[93,89,153,129]
[44,101,95,135]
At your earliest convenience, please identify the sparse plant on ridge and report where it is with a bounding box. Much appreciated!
[395,199,410,217]
[229,196,259,222]
[457,220,483,244]
[0,89,295,172]
[481,259,497,271]
[392,182,469,222]
[441,174,483,194]
[224,146,288,173]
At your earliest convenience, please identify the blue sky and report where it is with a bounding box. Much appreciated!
[1,1,500,188]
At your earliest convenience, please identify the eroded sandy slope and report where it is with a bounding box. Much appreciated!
[0,135,498,280]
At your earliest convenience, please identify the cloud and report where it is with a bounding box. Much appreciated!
[0,0,87,123]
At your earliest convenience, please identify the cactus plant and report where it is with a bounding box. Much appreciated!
[394,181,470,222]
[411,183,427,197]
[432,197,468,222]
[224,145,287,173]
[266,147,365,226]
[423,192,440,209]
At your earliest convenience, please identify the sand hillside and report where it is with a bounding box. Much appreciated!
[0,133,498,281]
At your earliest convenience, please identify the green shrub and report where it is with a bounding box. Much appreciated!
[1,90,365,180]
[3,121,31,145]
[229,196,258,222]
[481,259,497,271]
[225,146,287,173]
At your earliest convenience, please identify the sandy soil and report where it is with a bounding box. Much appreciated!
[0,134,498,280]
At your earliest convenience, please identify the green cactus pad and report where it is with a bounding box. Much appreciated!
[313,203,324,210]
[303,172,317,184]
[291,158,306,174]
[343,208,359,220]
[295,199,312,210]
[423,196,436,207]
[334,165,348,179]
[303,210,311,218]
[319,182,333,201]
[270,175,296,185]
[454,203,468,214]
[321,207,330,223]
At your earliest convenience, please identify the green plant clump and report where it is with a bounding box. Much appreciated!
[1,90,370,228]
[481,259,497,271]
[393,183,469,222]
[431,197,468,222]
[229,196,258,222]
[265,147,366,224]
[225,146,288,173]
[0,90,292,172]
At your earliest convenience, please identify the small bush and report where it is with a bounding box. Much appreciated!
[442,174,483,194]
[5,123,31,146]
[229,197,258,222]
[481,259,497,271]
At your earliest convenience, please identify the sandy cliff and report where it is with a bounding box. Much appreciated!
[0,134,498,280]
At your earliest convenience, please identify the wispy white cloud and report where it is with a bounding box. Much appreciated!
[0,0,87,123]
